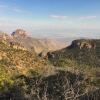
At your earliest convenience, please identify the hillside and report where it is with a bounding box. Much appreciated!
[0,41,49,75]
[0,39,100,100]
[50,39,100,67]
[39,38,66,52]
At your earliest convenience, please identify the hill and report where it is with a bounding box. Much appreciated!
[50,39,100,67]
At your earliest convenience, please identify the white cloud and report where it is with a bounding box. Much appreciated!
[13,8,24,13]
[0,5,7,8]
[50,15,97,20]
[50,15,68,19]
[0,5,8,9]
[80,16,97,20]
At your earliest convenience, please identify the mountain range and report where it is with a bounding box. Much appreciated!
[0,29,66,54]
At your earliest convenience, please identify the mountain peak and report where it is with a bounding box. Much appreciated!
[11,29,28,38]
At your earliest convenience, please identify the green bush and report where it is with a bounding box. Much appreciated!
[0,65,13,93]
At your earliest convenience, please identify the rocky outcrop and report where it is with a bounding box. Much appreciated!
[39,50,48,58]
[39,51,55,60]
[11,29,27,38]
[69,39,96,50]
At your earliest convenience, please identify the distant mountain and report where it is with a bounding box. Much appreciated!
[11,29,27,38]
[39,38,66,51]
[11,29,66,54]
[50,39,100,67]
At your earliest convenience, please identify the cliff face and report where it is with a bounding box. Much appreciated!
[69,39,98,50]
[69,39,100,60]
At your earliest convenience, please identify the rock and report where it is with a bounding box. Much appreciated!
[69,39,96,50]
[47,52,55,59]
[78,42,92,49]
[39,50,48,58]
[39,51,55,60]
[11,29,27,38]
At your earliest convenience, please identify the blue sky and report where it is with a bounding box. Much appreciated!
[0,0,100,38]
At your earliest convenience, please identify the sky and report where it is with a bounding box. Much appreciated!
[0,0,100,38]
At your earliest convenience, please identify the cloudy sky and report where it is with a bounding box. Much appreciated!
[0,0,100,38]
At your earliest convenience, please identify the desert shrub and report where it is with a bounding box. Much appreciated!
[0,65,13,97]
[0,70,99,100]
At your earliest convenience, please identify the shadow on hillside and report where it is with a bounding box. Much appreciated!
[0,70,100,100]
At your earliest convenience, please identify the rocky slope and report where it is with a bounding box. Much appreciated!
[0,41,48,75]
